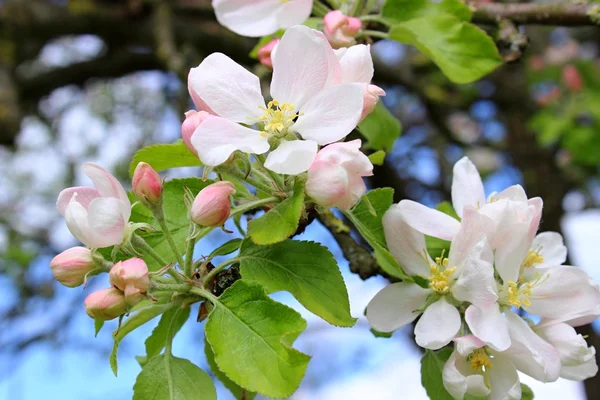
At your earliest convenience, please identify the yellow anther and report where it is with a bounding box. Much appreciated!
[427,251,455,295]
[522,249,545,269]
[507,280,533,308]
[469,349,492,372]
[257,100,297,137]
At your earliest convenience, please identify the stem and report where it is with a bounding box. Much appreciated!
[255,154,286,193]
[357,29,388,39]
[202,258,240,286]
[132,234,184,283]
[350,0,365,17]
[164,307,184,399]
[360,14,391,26]
[226,167,275,196]
[312,1,331,17]
[230,196,279,218]
[190,286,220,305]
[153,206,185,268]
[152,282,190,292]
[184,229,196,278]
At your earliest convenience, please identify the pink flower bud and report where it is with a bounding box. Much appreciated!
[109,258,150,306]
[84,288,128,320]
[361,84,386,121]
[562,65,583,92]
[132,162,163,207]
[191,181,236,227]
[257,39,279,69]
[181,110,211,155]
[323,10,362,49]
[50,246,96,288]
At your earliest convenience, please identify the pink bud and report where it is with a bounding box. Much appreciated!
[323,10,362,49]
[191,181,236,227]
[181,110,211,155]
[360,84,386,121]
[109,258,150,306]
[50,246,96,288]
[258,39,279,69]
[562,65,583,92]
[84,288,128,320]
[132,162,163,207]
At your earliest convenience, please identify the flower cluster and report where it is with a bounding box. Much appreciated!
[367,157,600,399]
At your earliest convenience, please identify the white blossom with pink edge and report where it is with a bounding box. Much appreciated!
[56,163,131,249]
[188,25,364,175]
[212,0,313,37]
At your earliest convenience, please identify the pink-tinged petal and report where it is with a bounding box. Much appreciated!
[488,354,521,400]
[494,221,530,283]
[366,282,430,333]
[494,184,528,202]
[536,323,595,378]
[337,44,374,83]
[56,187,100,216]
[415,297,461,349]
[447,207,493,270]
[465,303,511,351]
[396,200,461,241]
[64,198,94,248]
[191,117,270,166]
[442,351,468,400]
[340,175,367,211]
[527,197,543,241]
[294,83,364,145]
[383,204,432,277]
[271,25,334,106]
[315,139,373,176]
[451,157,485,218]
[188,53,265,122]
[540,304,600,328]
[82,163,129,206]
[264,139,318,175]
[87,197,127,248]
[504,312,561,382]
[187,82,216,115]
[212,0,283,37]
[276,0,313,30]
[306,161,349,208]
[454,335,486,357]
[533,231,567,265]
[452,258,498,307]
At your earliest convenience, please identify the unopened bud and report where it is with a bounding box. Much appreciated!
[182,110,211,155]
[191,181,236,227]
[132,162,163,208]
[323,10,362,49]
[50,246,96,288]
[84,288,128,320]
[109,258,150,306]
[258,39,279,69]
[361,84,386,121]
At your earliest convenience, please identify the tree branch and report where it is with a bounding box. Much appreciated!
[471,3,600,27]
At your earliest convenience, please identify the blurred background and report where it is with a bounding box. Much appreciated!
[0,0,599,399]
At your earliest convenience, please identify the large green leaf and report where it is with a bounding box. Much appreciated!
[389,15,502,84]
[358,102,402,152]
[144,307,191,361]
[421,348,454,400]
[204,338,256,400]
[383,0,472,23]
[133,355,216,400]
[205,280,309,398]
[128,141,202,177]
[239,239,356,327]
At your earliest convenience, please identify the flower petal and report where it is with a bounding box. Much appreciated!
[494,221,530,283]
[532,231,567,265]
[64,197,94,248]
[212,0,284,37]
[275,0,313,31]
[82,163,129,206]
[464,303,511,351]
[336,44,374,84]
[447,206,493,271]
[415,297,461,349]
[87,197,127,248]
[561,350,598,381]
[191,116,270,166]
[494,184,527,203]
[488,354,521,400]
[188,53,265,122]
[451,157,485,218]
[452,259,498,307]
[442,351,468,400]
[264,139,318,175]
[454,335,486,357]
[293,83,364,145]
[366,282,430,333]
[396,200,461,241]
[536,323,595,373]
[56,187,100,216]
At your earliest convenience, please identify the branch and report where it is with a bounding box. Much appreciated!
[471,3,600,27]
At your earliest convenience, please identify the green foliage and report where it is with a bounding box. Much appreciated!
[205,339,256,400]
[421,348,454,400]
[208,238,243,258]
[521,384,535,400]
[205,280,309,398]
[368,150,386,166]
[128,141,202,177]
[247,179,305,245]
[144,307,191,361]
[382,0,472,23]
[133,355,216,400]
[94,319,104,337]
[426,201,457,259]
[239,239,356,327]
[358,102,402,152]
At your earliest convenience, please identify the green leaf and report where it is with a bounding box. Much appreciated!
[94,319,104,337]
[205,280,309,398]
[435,201,460,221]
[110,302,174,376]
[133,355,216,400]
[389,15,502,84]
[368,150,386,166]
[247,179,304,245]
[205,338,256,400]
[521,383,534,400]
[383,0,472,23]
[421,348,454,400]
[425,235,451,261]
[208,238,243,258]
[358,102,402,152]
[239,239,356,327]
[128,141,202,177]
[370,328,393,338]
[145,307,191,361]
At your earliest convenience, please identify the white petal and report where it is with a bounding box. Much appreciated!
[366,282,430,332]
[454,335,486,357]
[275,0,313,30]
[464,303,511,351]
[488,354,521,400]
[337,44,374,84]
[532,231,567,265]
[451,157,485,218]
[465,374,491,398]
[494,221,530,283]
[526,197,543,242]
[212,0,284,37]
[87,198,127,248]
[561,350,598,381]
[540,304,600,328]
[452,259,498,307]
[191,117,270,166]
[82,163,129,206]
[415,297,461,349]
[188,53,265,122]
[264,140,318,175]
[382,205,432,276]
[293,83,364,145]
[494,184,528,203]
[447,206,493,271]
[442,351,468,400]
[396,200,461,241]
[271,25,333,107]
[64,197,94,248]
[56,187,100,216]
[536,323,595,369]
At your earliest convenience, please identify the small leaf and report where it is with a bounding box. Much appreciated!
[421,348,454,400]
[368,150,386,166]
[145,307,191,361]
[94,319,104,337]
[128,141,202,177]
[205,338,256,400]
[239,239,356,327]
[133,355,216,400]
[435,201,460,220]
[358,102,402,152]
[208,238,243,258]
[370,328,393,338]
[382,0,472,23]
[521,384,535,400]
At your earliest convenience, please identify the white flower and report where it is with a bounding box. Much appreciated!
[366,203,498,350]
[212,0,313,37]
[188,25,364,175]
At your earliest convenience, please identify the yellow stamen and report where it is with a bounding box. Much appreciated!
[507,280,533,308]
[257,100,297,137]
[522,249,545,269]
[427,250,456,294]
[469,349,492,372]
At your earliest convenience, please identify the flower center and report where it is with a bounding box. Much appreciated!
[469,349,492,372]
[521,248,544,269]
[258,100,297,138]
[507,279,532,308]
[427,250,456,295]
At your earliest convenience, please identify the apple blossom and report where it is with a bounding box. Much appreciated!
[188,25,364,175]
[323,10,362,49]
[191,181,236,227]
[56,163,131,249]
[132,162,163,208]
[84,287,128,321]
[181,110,211,155]
[257,39,279,69]
[305,139,373,210]
[212,0,313,37]
[109,258,150,306]
[50,246,96,288]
